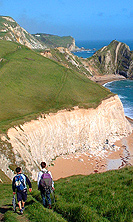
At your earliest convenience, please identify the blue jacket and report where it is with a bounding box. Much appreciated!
[12,173,32,192]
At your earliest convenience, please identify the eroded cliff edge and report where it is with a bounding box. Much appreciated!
[1,95,132,180]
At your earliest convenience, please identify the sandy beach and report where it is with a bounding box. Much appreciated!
[89,74,126,85]
[48,130,133,181]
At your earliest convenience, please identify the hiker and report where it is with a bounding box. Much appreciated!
[37,162,54,209]
[12,167,32,214]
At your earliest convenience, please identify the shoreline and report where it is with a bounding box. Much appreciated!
[48,132,133,181]
[89,74,126,85]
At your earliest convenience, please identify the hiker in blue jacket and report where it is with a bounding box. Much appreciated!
[12,167,32,214]
[37,162,54,209]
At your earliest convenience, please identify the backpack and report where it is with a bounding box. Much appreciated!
[14,174,26,191]
[39,171,52,190]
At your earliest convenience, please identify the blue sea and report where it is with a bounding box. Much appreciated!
[73,39,133,58]
[73,40,133,119]
[104,80,133,119]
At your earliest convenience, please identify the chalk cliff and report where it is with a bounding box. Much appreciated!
[2,95,131,180]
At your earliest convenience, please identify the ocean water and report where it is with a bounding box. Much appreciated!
[73,39,133,58]
[73,40,133,119]
[104,80,133,119]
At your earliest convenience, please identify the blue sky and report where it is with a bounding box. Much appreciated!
[0,0,133,41]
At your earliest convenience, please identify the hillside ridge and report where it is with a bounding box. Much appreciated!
[33,33,76,51]
[0,16,76,50]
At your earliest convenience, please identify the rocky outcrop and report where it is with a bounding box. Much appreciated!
[87,40,133,79]
[67,38,76,51]
[2,95,131,180]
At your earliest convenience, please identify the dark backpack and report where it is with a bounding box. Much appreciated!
[39,171,52,190]
[14,174,26,191]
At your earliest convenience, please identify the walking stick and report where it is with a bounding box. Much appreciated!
[12,194,16,212]
[51,189,55,203]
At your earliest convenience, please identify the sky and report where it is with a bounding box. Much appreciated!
[0,0,133,41]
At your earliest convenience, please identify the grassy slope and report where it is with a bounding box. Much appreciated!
[0,40,112,132]
[0,167,132,221]
[33,34,73,48]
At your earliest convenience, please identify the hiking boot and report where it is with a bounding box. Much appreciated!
[22,207,25,211]
[20,209,23,214]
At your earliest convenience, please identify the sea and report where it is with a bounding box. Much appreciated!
[73,39,133,58]
[73,40,133,119]
[104,80,133,119]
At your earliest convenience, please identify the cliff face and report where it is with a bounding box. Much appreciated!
[87,40,133,79]
[0,16,46,50]
[68,38,76,51]
[2,95,131,180]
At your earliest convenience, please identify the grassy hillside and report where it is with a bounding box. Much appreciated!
[0,40,112,132]
[0,167,132,221]
[50,48,91,76]
[33,33,74,49]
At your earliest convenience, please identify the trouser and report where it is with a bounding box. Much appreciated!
[41,189,51,207]
[17,189,27,202]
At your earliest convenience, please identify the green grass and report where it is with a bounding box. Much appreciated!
[53,167,133,222]
[33,33,74,49]
[0,40,112,132]
[0,167,132,221]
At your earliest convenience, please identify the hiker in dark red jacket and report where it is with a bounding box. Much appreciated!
[12,167,32,214]
[37,162,54,209]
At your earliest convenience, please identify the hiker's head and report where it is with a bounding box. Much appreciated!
[16,167,21,174]
[41,162,46,169]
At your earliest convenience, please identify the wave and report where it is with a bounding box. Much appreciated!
[103,81,115,87]
[118,95,127,99]
[124,107,133,119]
[104,80,133,119]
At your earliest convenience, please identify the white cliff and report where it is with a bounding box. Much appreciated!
[3,95,131,180]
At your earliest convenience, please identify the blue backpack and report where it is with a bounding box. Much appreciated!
[15,174,26,191]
